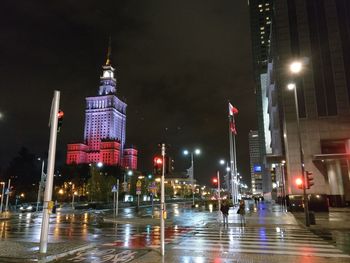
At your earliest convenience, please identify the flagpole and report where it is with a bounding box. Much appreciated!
[233,130,238,203]
[228,114,235,204]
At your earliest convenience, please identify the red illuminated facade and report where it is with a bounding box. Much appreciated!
[66,50,137,169]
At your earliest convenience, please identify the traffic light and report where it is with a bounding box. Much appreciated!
[57,110,64,132]
[153,156,163,175]
[306,171,314,189]
[212,177,218,186]
[295,177,303,190]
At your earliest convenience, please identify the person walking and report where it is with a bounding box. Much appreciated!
[238,199,246,226]
[220,201,230,226]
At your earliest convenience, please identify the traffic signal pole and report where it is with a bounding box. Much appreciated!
[293,87,310,227]
[40,90,60,253]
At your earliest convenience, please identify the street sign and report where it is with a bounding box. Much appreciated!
[136,190,141,195]
[5,189,9,195]
[122,182,128,192]
[136,180,142,187]
[111,185,118,193]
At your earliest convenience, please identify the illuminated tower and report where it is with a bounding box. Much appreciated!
[66,43,137,169]
[84,47,126,161]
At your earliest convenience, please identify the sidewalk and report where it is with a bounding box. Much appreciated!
[293,206,350,230]
[0,241,93,263]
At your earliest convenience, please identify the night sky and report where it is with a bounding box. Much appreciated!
[0,0,257,186]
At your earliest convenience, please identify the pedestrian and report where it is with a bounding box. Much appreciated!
[220,201,230,226]
[238,199,246,226]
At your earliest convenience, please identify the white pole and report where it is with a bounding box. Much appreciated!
[229,126,235,204]
[5,179,11,212]
[0,182,5,213]
[40,90,60,254]
[191,153,195,206]
[233,133,238,203]
[113,191,116,217]
[36,160,45,212]
[116,179,119,217]
[281,163,287,212]
[217,171,221,211]
[160,143,166,256]
[72,192,75,209]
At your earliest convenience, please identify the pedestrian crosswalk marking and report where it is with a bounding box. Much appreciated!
[179,239,334,248]
[171,245,350,258]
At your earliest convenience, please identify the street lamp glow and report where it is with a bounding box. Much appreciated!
[194,149,201,155]
[97,162,103,168]
[226,167,231,172]
[183,150,189,155]
[290,61,302,74]
[287,83,296,90]
[219,159,225,165]
[127,170,133,176]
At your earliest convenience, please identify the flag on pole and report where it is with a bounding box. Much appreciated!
[228,103,238,135]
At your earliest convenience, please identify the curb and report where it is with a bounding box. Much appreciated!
[38,243,95,263]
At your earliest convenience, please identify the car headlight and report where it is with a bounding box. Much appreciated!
[26,206,33,210]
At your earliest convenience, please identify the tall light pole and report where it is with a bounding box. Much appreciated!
[0,182,5,213]
[219,159,231,194]
[281,160,287,212]
[36,159,45,212]
[5,179,11,212]
[216,171,221,211]
[288,60,310,226]
[183,148,201,206]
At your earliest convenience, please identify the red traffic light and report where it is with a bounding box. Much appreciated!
[154,157,163,165]
[57,110,64,118]
[212,177,218,184]
[153,156,163,175]
[295,178,303,189]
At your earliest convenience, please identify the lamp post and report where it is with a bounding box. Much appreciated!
[183,148,201,206]
[0,182,5,213]
[216,171,221,211]
[281,160,288,212]
[5,179,11,213]
[288,60,310,226]
[36,159,45,212]
[219,159,231,195]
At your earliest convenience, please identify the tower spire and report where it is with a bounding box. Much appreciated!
[105,36,112,66]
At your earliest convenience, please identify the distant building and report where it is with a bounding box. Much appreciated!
[248,0,274,193]
[66,48,137,169]
[249,130,263,194]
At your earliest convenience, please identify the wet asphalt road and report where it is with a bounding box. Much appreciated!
[1,202,350,263]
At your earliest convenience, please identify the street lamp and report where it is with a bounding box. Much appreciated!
[289,61,302,74]
[287,60,310,226]
[183,148,201,206]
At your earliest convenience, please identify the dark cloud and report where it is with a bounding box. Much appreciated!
[0,0,257,185]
